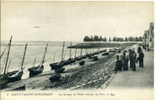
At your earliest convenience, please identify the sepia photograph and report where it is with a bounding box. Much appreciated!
[0,0,154,99]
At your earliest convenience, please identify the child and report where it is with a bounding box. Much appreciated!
[114,55,122,73]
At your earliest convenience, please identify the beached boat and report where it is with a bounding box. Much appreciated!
[7,71,23,82]
[0,36,26,87]
[79,60,85,66]
[28,65,44,77]
[50,61,66,73]
[0,75,8,89]
[49,42,67,82]
[28,44,48,77]
[90,56,98,61]
[49,41,66,73]
[49,73,61,82]
[102,52,109,56]
[0,36,13,87]
[7,43,28,82]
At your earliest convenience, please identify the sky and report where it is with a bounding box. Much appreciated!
[1,1,153,41]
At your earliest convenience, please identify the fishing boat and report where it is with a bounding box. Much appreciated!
[50,62,64,73]
[49,41,66,73]
[0,36,12,88]
[7,43,28,82]
[49,42,66,82]
[79,60,85,66]
[49,73,61,82]
[28,65,44,77]
[7,71,23,82]
[0,36,23,88]
[28,44,48,77]
[91,56,98,61]
[102,52,109,56]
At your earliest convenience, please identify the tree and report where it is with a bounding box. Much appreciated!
[99,36,103,41]
[109,37,111,42]
[113,37,116,41]
[83,36,90,41]
[125,37,128,41]
[94,35,99,41]
[90,35,94,41]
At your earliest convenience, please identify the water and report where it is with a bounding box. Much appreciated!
[0,41,104,79]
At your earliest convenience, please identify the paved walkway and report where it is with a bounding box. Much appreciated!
[106,50,154,89]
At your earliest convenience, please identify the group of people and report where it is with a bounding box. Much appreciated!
[114,46,144,73]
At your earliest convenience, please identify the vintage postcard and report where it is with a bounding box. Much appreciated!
[0,0,154,100]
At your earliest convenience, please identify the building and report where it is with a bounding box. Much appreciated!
[143,22,154,49]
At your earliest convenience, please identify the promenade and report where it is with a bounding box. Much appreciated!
[106,50,154,89]
[102,49,154,100]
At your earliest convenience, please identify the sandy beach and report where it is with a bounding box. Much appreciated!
[1,43,136,91]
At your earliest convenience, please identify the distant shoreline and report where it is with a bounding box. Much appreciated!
[68,42,141,49]
[0,41,142,47]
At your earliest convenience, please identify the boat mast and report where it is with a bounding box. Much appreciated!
[21,43,28,70]
[85,48,88,55]
[4,36,12,75]
[61,41,65,61]
[97,47,100,52]
[69,42,72,59]
[80,48,83,56]
[6,59,12,73]
[53,54,56,63]
[0,48,7,59]
[33,57,37,66]
[41,44,48,65]
[80,43,83,56]
[74,48,77,58]
[0,48,6,74]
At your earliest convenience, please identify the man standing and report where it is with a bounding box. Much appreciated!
[114,55,122,73]
[130,49,137,71]
[137,46,144,68]
[128,49,133,69]
[122,51,129,71]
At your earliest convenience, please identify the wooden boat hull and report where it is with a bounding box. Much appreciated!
[7,71,23,82]
[79,60,85,66]
[50,63,59,70]
[0,70,18,77]
[0,71,23,88]
[102,52,109,56]
[28,65,44,77]
[0,75,8,89]
[12,85,26,91]
[91,56,98,61]
[55,67,65,73]
[49,73,61,82]
[50,59,75,71]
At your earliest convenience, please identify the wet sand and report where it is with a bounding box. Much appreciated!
[2,52,116,91]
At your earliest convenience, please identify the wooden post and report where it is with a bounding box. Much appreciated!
[4,36,12,75]
[21,43,28,70]
[61,41,65,61]
[41,44,48,65]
